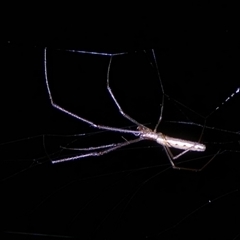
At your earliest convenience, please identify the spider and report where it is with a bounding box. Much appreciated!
[44,48,238,171]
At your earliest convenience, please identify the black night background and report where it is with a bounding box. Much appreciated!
[2,5,240,240]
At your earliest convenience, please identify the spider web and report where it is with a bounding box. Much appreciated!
[1,42,240,240]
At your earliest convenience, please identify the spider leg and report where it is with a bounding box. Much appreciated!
[44,48,140,136]
[52,138,143,164]
[106,56,144,127]
[60,143,118,151]
[163,145,221,172]
[150,49,165,132]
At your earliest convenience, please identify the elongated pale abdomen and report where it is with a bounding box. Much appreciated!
[156,133,206,152]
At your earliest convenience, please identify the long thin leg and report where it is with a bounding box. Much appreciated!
[52,138,143,164]
[44,48,140,136]
[163,145,221,172]
[59,49,128,57]
[60,143,118,151]
[151,49,165,132]
[106,56,144,126]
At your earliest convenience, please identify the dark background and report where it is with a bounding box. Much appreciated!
[1,5,240,240]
